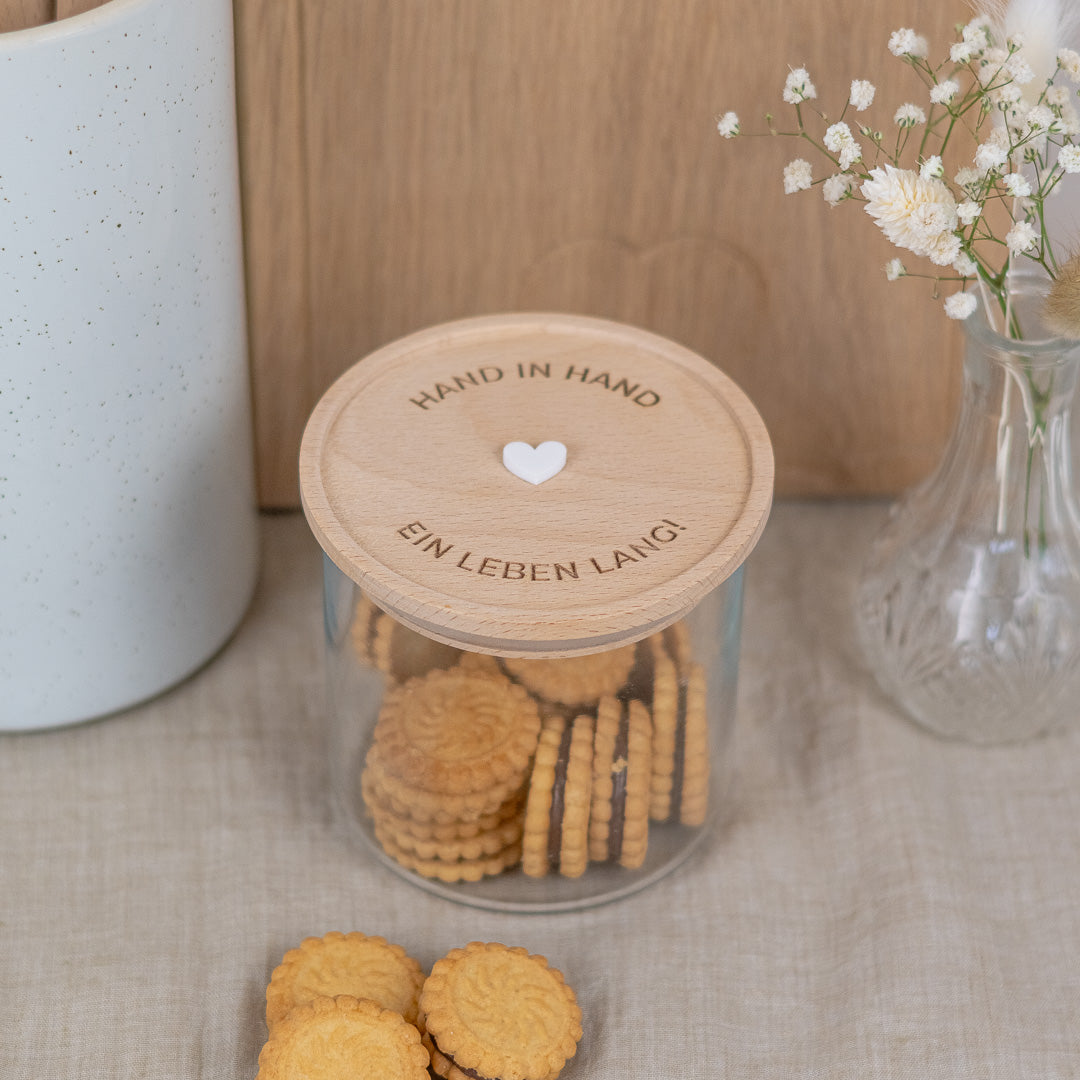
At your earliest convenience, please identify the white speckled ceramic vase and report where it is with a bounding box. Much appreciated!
[0,0,259,729]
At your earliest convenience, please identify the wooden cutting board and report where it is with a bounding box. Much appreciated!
[235,0,966,506]
[3,0,967,504]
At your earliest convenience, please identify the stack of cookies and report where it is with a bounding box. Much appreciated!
[361,666,542,882]
[257,932,583,1080]
[257,931,430,1080]
[356,597,711,884]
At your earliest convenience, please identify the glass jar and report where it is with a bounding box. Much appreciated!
[856,272,1080,743]
[300,314,773,910]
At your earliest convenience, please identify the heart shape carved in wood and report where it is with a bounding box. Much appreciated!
[502,441,567,485]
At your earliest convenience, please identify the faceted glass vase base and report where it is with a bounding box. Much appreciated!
[855,273,1080,745]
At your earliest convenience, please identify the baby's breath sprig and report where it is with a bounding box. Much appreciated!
[717,8,1080,331]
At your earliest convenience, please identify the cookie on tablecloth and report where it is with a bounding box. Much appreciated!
[522,712,594,879]
[256,995,429,1080]
[265,931,425,1030]
[420,942,582,1080]
[501,643,637,711]
[588,695,652,869]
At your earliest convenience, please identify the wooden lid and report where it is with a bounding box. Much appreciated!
[300,313,773,657]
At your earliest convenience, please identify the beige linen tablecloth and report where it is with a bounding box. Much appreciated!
[2,503,1079,1078]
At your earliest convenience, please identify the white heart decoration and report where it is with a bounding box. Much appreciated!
[502,441,567,486]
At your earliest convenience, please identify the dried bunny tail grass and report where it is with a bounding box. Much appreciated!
[974,0,1080,84]
[1043,253,1080,338]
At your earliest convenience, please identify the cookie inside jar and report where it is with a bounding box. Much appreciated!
[300,313,772,911]
[324,574,743,913]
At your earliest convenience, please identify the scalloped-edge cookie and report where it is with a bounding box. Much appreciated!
[673,661,709,826]
[588,695,652,868]
[265,931,426,1030]
[420,942,582,1080]
[647,636,681,821]
[374,829,523,882]
[501,643,637,710]
[522,712,594,879]
[256,995,429,1080]
[363,748,528,825]
[372,668,542,796]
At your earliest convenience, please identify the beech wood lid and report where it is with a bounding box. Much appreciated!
[299,313,773,657]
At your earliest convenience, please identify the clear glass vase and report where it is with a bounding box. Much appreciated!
[856,272,1080,743]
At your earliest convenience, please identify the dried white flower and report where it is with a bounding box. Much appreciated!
[1005,53,1036,85]
[1060,48,1080,82]
[937,234,963,266]
[861,165,961,266]
[1006,220,1038,254]
[977,47,1010,86]
[783,67,817,104]
[1003,172,1033,198]
[850,80,876,110]
[884,258,906,280]
[1058,103,1080,137]
[963,15,993,50]
[823,122,862,169]
[1059,145,1080,172]
[955,167,983,190]
[951,41,977,64]
[783,158,813,193]
[889,28,929,59]
[895,103,927,127]
[823,173,853,206]
[1025,104,1058,132]
[931,79,961,105]
[991,81,1024,108]
[953,252,978,276]
[841,145,863,170]
[975,141,1009,173]
[824,122,853,153]
[920,155,944,180]
[944,291,978,319]
[957,200,982,225]
[716,111,740,138]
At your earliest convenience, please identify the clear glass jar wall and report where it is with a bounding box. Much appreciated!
[322,556,745,912]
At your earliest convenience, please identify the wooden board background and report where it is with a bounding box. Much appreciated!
[4,0,968,505]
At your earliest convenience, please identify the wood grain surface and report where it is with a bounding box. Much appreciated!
[54,0,103,16]
[236,0,968,506]
[0,0,105,29]
[0,0,53,32]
